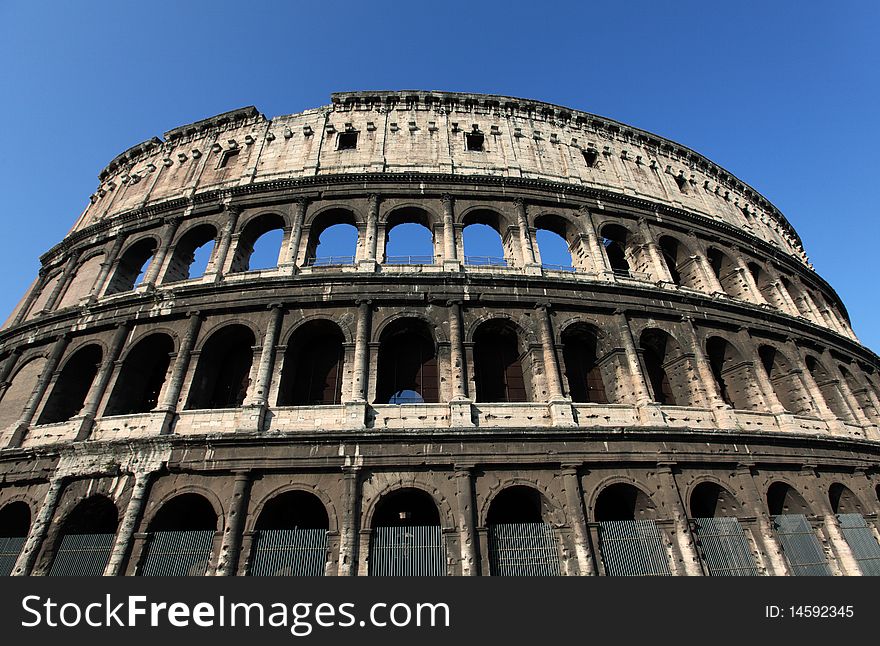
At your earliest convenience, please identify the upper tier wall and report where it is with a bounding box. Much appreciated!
[74,91,808,266]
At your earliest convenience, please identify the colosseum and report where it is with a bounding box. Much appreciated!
[1,90,879,578]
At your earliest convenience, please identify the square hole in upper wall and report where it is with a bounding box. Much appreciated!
[337,131,358,151]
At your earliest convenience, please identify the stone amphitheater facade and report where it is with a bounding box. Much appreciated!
[1,90,880,577]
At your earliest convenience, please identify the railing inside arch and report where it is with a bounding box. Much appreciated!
[772,514,832,576]
[47,533,115,576]
[464,256,507,267]
[691,517,761,576]
[597,519,671,576]
[0,536,26,576]
[541,263,575,272]
[836,513,880,575]
[488,522,561,576]
[306,256,355,267]
[248,529,329,576]
[139,530,215,577]
[369,525,446,576]
[384,255,434,265]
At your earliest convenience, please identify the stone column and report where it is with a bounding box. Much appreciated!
[656,463,704,575]
[791,345,837,422]
[733,254,766,304]
[359,194,380,271]
[8,335,70,448]
[206,205,241,280]
[42,250,82,312]
[809,477,862,576]
[0,348,22,400]
[682,318,727,410]
[142,217,182,287]
[448,301,468,400]
[745,340,787,415]
[561,465,596,575]
[697,254,725,295]
[158,312,203,435]
[538,306,564,401]
[240,305,283,432]
[12,477,64,576]
[215,471,252,576]
[514,198,538,268]
[825,352,868,427]
[441,194,460,271]
[88,236,126,301]
[281,198,308,270]
[614,312,652,405]
[338,465,360,576]
[454,466,479,575]
[11,273,48,326]
[578,206,609,277]
[76,322,131,441]
[350,301,371,402]
[637,219,673,283]
[734,463,790,576]
[104,471,152,576]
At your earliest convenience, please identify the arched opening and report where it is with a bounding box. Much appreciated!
[658,235,703,290]
[840,366,878,424]
[140,493,217,576]
[534,214,576,272]
[0,501,31,576]
[599,223,631,277]
[805,356,853,421]
[384,209,434,265]
[689,482,758,576]
[780,276,814,320]
[104,334,174,416]
[487,486,560,576]
[375,318,438,404]
[105,238,157,295]
[594,483,669,576]
[706,248,749,299]
[473,319,528,403]
[463,223,506,267]
[561,324,608,403]
[705,337,762,410]
[462,209,514,267]
[185,325,255,410]
[230,214,286,272]
[758,345,812,415]
[304,209,358,267]
[164,224,217,282]
[48,495,118,576]
[830,483,880,575]
[56,254,105,309]
[0,357,47,429]
[37,344,103,425]
[369,488,445,576]
[766,482,830,576]
[277,320,345,406]
[639,329,685,406]
[249,491,329,576]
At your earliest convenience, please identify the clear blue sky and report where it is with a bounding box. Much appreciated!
[1,1,877,351]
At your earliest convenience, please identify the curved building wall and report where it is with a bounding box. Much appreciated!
[0,91,879,577]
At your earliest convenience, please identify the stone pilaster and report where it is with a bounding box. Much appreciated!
[215,471,252,575]
[12,478,64,576]
[104,471,153,576]
[454,466,479,575]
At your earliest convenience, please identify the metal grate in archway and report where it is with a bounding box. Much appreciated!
[369,525,446,576]
[47,533,115,576]
[692,517,760,576]
[598,519,670,576]
[248,529,328,576]
[488,522,561,576]
[139,530,215,576]
[837,513,880,576]
[772,514,831,576]
[0,536,26,576]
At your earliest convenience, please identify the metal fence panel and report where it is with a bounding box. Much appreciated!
[139,530,215,577]
[248,529,328,576]
[369,525,446,576]
[0,536,26,576]
[692,517,761,576]
[598,519,671,576]
[773,514,831,576]
[488,522,561,576]
[837,513,880,576]
[47,533,115,576]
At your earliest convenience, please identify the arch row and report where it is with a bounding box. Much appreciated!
[2,464,879,576]
[14,193,853,343]
[1,305,879,447]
